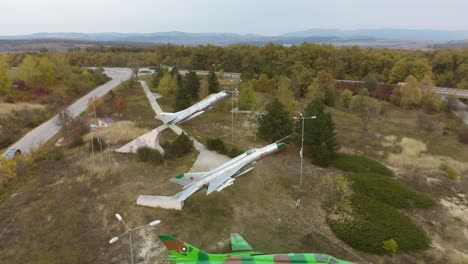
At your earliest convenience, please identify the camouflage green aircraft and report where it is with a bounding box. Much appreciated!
[159,233,353,264]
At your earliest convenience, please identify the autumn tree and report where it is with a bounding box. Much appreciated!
[275,76,296,112]
[309,70,336,106]
[419,74,441,113]
[257,99,293,142]
[251,73,274,92]
[400,75,422,111]
[389,58,431,84]
[37,56,56,85]
[207,69,220,93]
[157,72,178,97]
[0,55,11,96]
[113,96,127,117]
[350,89,381,131]
[340,89,353,108]
[18,55,40,85]
[238,82,256,110]
[302,98,340,167]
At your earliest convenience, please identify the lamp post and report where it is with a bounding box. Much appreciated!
[109,213,161,264]
[230,87,239,143]
[293,113,316,187]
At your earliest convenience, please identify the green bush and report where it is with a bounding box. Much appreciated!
[136,147,164,164]
[165,133,193,158]
[331,153,393,176]
[348,173,436,209]
[69,136,84,148]
[327,195,431,254]
[206,138,228,153]
[441,163,459,180]
[228,146,244,158]
[206,137,244,158]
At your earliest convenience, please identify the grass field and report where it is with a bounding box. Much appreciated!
[0,102,45,115]
[0,76,467,263]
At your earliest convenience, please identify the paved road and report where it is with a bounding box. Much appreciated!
[3,68,137,156]
[336,79,468,99]
[433,87,468,99]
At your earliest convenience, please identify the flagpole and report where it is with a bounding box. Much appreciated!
[94,99,104,167]
[91,135,95,176]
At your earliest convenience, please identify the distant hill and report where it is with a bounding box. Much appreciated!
[2,28,467,50]
[282,28,468,42]
[429,39,468,49]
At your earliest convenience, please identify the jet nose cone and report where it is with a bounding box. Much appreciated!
[276,142,285,149]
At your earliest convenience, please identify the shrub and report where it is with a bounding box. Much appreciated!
[165,133,193,158]
[340,89,353,108]
[441,163,459,181]
[347,173,436,209]
[331,153,393,176]
[206,138,227,153]
[69,136,84,148]
[206,137,244,158]
[137,147,164,164]
[383,239,398,255]
[458,127,468,144]
[327,195,431,254]
[228,146,244,158]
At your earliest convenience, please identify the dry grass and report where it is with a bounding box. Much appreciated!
[82,121,149,145]
[0,102,45,115]
[387,137,468,176]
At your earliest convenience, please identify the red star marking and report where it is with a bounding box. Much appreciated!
[190,177,194,180]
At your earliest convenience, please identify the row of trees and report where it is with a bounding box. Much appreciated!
[24,43,467,88]
[0,53,109,104]
[153,67,220,111]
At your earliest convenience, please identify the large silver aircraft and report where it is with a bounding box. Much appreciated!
[156,90,228,125]
[170,142,285,201]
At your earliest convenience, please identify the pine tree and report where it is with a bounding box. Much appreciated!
[302,98,340,167]
[184,71,200,100]
[257,99,293,142]
[175,75,193,111]
[170,66,183,88]
[208,69,220,94]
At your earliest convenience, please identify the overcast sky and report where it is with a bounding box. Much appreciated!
[2,0,468,35]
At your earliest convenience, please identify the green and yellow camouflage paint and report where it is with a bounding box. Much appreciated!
[159,234,352,264]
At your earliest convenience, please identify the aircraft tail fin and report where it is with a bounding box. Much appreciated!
[159,235,210,261]
[155,112,176,124]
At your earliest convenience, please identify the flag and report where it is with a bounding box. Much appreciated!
[98,120,108,128]
[105,117,115,123]
[90,124,99,131]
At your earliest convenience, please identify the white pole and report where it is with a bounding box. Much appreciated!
[129,232,134,264]
[231,90,234,143]
[300,115,304,187]
[91,136,95,176]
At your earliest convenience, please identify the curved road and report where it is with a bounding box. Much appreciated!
[3,68,135,156]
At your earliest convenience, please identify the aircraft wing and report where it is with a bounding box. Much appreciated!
[176,185,201,201]
[230,233,254,252]
[206,163,245,195]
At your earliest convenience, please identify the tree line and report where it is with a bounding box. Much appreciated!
[8,44,463,89]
